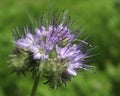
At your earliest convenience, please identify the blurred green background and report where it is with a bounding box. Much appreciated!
[0,0,120,96]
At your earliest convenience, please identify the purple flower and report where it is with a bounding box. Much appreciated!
[15,33,35,49]
[56,44,92,76]
[11,11,95,89]
[46,24,74,51]
[29,43,48,60]
[15,24,74,60]
[15,27,48,60]
[10,11,93,90]
[55,24,74,40]
[35,26,48,37]
[15,21,92,76]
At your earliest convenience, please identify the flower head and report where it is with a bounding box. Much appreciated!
[10,11,94,89]
[15,33,35,49]
[56,44,92,76]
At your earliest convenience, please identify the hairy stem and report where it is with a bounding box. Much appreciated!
[31,73,40,96]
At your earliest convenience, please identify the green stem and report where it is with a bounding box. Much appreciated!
[31,73,40,96]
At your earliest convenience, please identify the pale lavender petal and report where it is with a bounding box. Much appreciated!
[48,26,53,32]
[29,45,39,53]
[70,54,85,63]
[35,28,41,36]
[62,26,68,33]
[68,62,80,69]
[26,33,34,41]
[56,44,78,58]
[35,26,47,37]
[15,39,30,48]
[40,26,47,36]
[42,54,48,60]
[15,33,35,49]
[67,68,77,76]
[55,44,61,57]
[33,53,41,60]
[56,24,63,32]
[64,34,74,40]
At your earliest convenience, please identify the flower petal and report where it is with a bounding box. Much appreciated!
[67,68,77,76]
[33,53,41,60]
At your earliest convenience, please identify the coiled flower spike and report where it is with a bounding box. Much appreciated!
[9,10,94,91]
